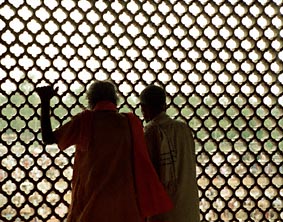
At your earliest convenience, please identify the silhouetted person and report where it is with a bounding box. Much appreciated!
[36,81,173,222]
[140,85,200,222]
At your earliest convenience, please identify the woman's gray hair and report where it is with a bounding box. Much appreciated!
[86,81,118,109]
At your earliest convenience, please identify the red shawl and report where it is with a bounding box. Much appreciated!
[95,101,173,218]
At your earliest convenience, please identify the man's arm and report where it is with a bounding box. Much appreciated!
[36,86,57,145]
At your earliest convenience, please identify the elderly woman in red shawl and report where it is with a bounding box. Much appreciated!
[36,81,172,222]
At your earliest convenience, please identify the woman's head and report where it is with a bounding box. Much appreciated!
[87,81,118,109]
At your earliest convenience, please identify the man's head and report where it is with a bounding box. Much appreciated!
[140,85,166,122]
[87,81,118,109]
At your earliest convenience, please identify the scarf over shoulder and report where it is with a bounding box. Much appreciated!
[96,102,173,217]
[125,112,173,218]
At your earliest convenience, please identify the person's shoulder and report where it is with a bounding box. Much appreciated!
[76,109,92,117]
[172,118,192,131]
[174,118,187,126]
[71,109,95,121]
[121,112,143,125]
[144,120,160,135]
[121,112,139,120]
[167,117,184,125]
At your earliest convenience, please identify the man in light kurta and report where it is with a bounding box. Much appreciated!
[140,85,200,222]
[36,81,173,222]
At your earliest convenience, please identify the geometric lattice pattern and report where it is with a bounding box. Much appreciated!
[0,0,282,221]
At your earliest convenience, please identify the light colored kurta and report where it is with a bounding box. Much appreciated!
[144,112,200,222]
[54,109,143,222]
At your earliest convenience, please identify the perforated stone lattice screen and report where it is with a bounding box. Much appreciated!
[0,0,283,221]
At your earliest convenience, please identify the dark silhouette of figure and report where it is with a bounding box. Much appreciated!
[140,85,200,222]
[36,81,173,222]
